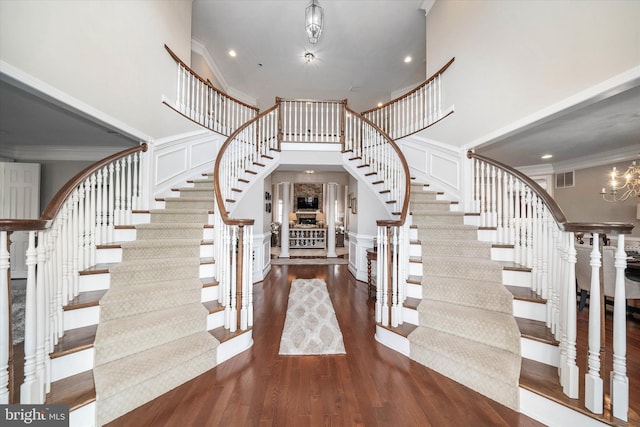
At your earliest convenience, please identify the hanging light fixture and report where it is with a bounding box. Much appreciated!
[305,0,323,44]
[600,159,640,216]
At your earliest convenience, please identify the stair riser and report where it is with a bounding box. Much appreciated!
[409,262,423,276]
[406,282,421,299]
[375,325,410,357]
[177,190,215,198]
[513,299,547,322]
[423,262,502,282]
[421,245,491,259]
[100,287,201,322]
[70,402,95,427]
[51,348,94,382]
[520,388,607,427]
[216,330,253,365]
[201,286,219,302]
[411,214,464,225]
[64,306,100,330]
[409,243,421,257]
[402,307,419,325]
[131,213,150,225]
[521,337,559,367]
[207,310,225,330]
[150,213,209,223]
[411,202,452,212]
[79,273,110,292]
[491,247,514,262]
[192,181,214,189]
[503,270,531,287]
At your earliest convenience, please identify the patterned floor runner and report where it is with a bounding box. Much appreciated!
[279,278,346,355]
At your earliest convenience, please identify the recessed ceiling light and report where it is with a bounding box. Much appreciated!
[377,102,383,107]
[305,170,315,174]
[228,49,237,57]
[404,56,412,63]
[541,154,553,160]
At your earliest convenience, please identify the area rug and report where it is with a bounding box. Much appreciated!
[278,278,346,355]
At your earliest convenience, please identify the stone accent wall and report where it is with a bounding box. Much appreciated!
[294,183,323,209]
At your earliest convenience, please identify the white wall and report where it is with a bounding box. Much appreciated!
[422,0,640,148]
[0,0,198,140]
[554,161,640,237]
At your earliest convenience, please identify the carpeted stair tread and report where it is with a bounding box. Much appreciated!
[410,192,439,202]
[416,223,478,241]
[109,258,200,286]
[422,276,514,313]
[411,200,454,211]
[120,238,202,260]
[94,302,208,365]
[176,188,215,196]
[135,223,206,240]
[423,256,503,281]
[163,198,214,210]
[420,239,492,258]
[94,331,218,425]
[99,278,202,321]
[411,210,465,224]
[409,326,520,410]
[149,209,209,223]
[417,299,521,353]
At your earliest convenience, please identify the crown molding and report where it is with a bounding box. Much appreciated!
[551,145,640,174]
[191,38,230,93]
[420,0,436,16]
[191,39,257,108]
[0,143,129,162]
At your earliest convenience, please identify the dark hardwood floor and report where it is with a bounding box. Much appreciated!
[106,265,543,427]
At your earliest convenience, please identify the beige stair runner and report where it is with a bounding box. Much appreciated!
[93,185,219,425]
[407,184,521,410]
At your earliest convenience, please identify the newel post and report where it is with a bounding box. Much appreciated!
[611,234,629,421]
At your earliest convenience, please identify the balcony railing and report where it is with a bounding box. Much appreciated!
[362,58,455,140]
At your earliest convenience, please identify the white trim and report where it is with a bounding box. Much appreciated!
[191,38,231,93]
[0,144,124,162]
[520,388,608,427]
[464,65,640,152]
[420,0,436,16]
[0,60,151,143]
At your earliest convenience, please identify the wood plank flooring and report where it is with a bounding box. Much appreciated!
[106,265,543,427]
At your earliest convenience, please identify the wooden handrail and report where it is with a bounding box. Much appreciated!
[361,57,455,115]
[344,106,411,227]
[468,150,634,235]
[468,150,568,227]
[213,105,281,227]
[0,144,147,232]
[165,44,259,112]
[41,144,147,222]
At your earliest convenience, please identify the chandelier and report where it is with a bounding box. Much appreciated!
[305,0,323,44]
[600,159,640,208]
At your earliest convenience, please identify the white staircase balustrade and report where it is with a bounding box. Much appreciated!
[278,98,344,143]
[165,45,258,137]
[362,58,455,140]
[1,144,148,405]
[466,150,632,419]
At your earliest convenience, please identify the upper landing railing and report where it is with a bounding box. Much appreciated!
[164,45,259,136]
[362,58,455,140]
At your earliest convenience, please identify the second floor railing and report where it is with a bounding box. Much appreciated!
[467,150,633,421]
[164,45,259,136]
[362,58,455,140]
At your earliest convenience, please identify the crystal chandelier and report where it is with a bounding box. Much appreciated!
[601,159,640,218]
[305,0,323,44]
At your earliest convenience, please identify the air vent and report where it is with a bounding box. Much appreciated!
[555,171,574,188]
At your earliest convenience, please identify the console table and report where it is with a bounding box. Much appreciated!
[289,227,326,249]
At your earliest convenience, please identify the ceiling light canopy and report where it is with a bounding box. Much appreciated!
[305,0,323,44]
[304,52,315,63]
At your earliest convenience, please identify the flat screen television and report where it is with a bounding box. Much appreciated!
[297,196,319,210]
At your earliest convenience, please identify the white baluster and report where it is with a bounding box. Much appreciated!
[35,231,49,395]
[71,189,79,297]
[0,231,10,403]
[563,233,579,398]
[21,231,40,403]
[126,155,133,224]
[611,235,628,421]
[95,170,103,246]
[585,233,603,414]
[107,163,115,242]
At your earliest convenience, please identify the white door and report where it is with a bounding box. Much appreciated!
[0,162,41,279]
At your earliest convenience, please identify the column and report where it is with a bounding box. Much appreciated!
[280,182,290,258]
[326,183,337,258]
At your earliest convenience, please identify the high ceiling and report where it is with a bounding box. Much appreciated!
[191,0,428,112]
[0,0,638,169]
